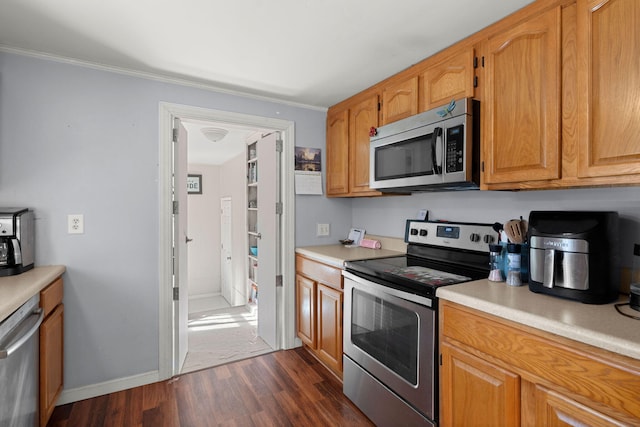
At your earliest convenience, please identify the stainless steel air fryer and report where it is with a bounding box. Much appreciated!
[528,211,619,304]
[0,208,35,277]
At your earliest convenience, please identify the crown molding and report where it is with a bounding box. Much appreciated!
[0,45,327,113]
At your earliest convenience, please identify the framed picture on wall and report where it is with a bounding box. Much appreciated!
[187,174,202,194]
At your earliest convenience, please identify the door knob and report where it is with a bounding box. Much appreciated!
[256,233,262,239]
[186,236,193,244]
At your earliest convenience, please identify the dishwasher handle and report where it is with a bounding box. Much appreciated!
[0,308,44,359]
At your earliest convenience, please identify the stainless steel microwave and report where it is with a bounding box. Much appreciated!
[370,98,480,192]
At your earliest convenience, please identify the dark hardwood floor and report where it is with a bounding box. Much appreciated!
[47,347,374,427]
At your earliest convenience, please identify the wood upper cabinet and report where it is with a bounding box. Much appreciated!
[295,254,343,378]
[440,301,640,426]
[349,94,380,195]
[381,76,418,125]
[326,93,382,197]
[326,108,349,195]
[482,6,562,185]
[420,48,475,112]
[576,0,640,179]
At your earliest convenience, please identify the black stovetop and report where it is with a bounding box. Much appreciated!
[345,244,490,298]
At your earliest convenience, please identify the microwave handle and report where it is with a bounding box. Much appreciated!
[431,127,443,175]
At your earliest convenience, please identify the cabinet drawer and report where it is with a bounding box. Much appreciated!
[295,254,342,290]
[40,277,63,317]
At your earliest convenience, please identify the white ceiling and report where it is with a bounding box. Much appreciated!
[0,0,535,164]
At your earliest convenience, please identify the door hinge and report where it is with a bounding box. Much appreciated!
[172,128,178,143]
[276,275,283,287]
[481,161,485,173]
[173,201,179,214]
[439,353,443,366]
[276,202,283,215]
[173,287,179,301]
[473,56,478,68]
[276,139,283,153]
[378,101,381,111]
[482,56,485,67]
[474,76,478,88]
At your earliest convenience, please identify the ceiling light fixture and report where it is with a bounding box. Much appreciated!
[201,127,229,142]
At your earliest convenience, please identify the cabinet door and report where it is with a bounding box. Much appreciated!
[348,94,380,195]
[531,384,628,427]
[40,304,64,427]
[382,76,418,125]
[316,283,343,375]
[440,341,520,427]
[420,48,475,112]
[295,274,316,348]
[483,7,561,185]
[577,0,640,178]
[326,108,350,196]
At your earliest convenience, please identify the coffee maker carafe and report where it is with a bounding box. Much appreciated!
[528,211,619,304]
[0,208,35,276]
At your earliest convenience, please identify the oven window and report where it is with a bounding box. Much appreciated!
[374,133,434,181]
[350,288,419,385]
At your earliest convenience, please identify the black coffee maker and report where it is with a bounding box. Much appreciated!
[0,208,35,277]
[528,211,619,304]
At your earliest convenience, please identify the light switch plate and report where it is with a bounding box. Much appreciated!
[317,223,330,237]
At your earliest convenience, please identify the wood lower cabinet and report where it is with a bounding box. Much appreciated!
[39,276,64,427]
[295,254,343,378]
[440,301,640,426]
[441,341,520,426]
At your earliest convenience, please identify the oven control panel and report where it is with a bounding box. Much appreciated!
[405,220,497,252]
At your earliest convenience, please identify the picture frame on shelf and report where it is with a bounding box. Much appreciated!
[187,174,202,194]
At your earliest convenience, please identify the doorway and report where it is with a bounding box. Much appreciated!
[158,103,297,379]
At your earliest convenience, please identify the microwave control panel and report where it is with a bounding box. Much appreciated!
[445,124,464,173]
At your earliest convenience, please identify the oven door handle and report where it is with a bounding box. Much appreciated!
[342,270,434,308]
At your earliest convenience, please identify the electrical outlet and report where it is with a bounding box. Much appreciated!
[317,223,330,237]
[68,214,84,234]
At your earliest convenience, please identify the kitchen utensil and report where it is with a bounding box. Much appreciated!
[504,219,525,244]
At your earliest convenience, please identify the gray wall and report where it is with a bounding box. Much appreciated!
[0,51,348,391]
[352,187,640,268]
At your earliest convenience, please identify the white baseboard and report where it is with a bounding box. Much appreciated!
[56,370,161,405]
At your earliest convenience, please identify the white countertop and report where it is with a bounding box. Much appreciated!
[438,280,640,360]
[0,266,66,322]
[296,244,404,268]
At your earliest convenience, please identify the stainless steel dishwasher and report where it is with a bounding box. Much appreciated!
[0,294,43,427]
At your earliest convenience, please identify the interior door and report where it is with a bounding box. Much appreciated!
[173,117,189,374]
[220,197,233,305]
[256,132,279,349]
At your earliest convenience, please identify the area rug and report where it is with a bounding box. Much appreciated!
[181,305,273,374]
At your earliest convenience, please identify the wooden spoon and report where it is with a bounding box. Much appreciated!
[504,219,525,244]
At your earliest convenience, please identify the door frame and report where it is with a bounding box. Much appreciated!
[158,102,296,379]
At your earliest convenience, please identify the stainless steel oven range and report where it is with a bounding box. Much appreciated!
[343,219,496,426]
